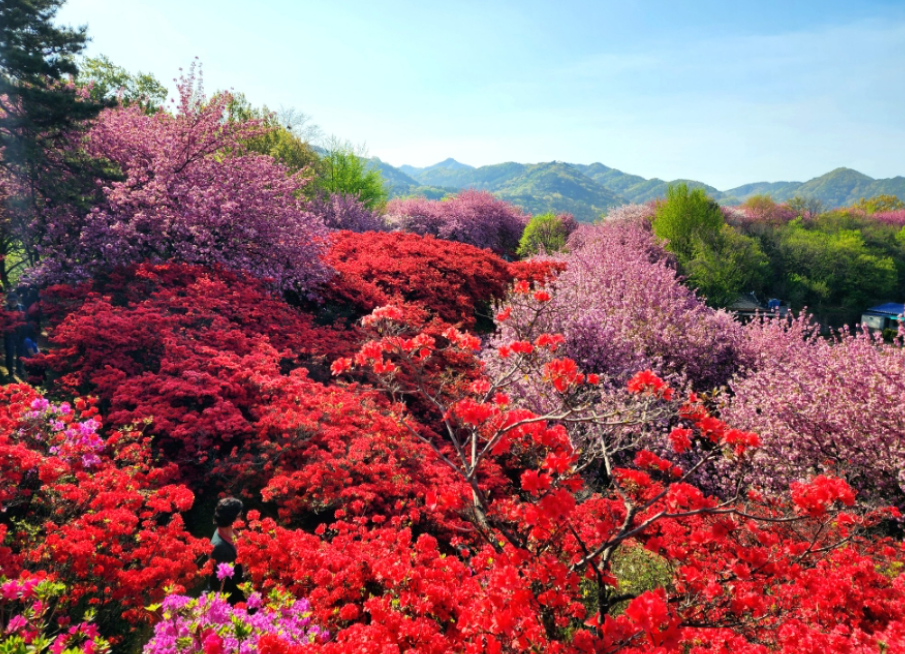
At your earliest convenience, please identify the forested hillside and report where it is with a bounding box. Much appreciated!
[381,157,905,222]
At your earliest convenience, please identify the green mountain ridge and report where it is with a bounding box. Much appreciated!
[378,157,905,222]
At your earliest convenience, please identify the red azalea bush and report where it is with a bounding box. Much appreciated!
[321,230,560,329]
[281,298,905,653]
[0,384,205,641]
[30,263,349,466]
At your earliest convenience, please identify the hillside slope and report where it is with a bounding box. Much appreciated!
[380,156,904,221]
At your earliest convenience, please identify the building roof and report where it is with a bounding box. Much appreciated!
[865,303,905,316]
[727,294,764,312]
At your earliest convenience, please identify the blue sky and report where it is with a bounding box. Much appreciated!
[58,0,905,189]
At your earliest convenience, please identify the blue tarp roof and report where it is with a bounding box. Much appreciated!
[866,303,905,316]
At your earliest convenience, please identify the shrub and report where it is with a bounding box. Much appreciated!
[322,230,517,329]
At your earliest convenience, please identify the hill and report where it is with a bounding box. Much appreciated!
[379,157,904,222]
[368,158,455,200]
[490,162,625,221]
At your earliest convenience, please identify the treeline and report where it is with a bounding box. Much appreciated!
[641,186,905,320]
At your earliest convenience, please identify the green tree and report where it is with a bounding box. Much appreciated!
[685,225,771,307]
[516,212,569,258]
[227,94,321,178]
[786,195,824,219]
[853,194,905,214]
[76,54,167,112]
[0,0,113,284]
[652,183,724,264]
[778,221,897,311]
[313,138,388,210]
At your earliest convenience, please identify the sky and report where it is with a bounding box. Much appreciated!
[58,0,905,190]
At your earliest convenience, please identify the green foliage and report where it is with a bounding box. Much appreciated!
[77,54,167,112]
[853,194,905,214]
[652,183,725,263]
[517,212,569,258]
[314,139,388,210]
[226,94,321,177]
[580,544,673,619]
[776,220,897,311]
[686,225,771,307]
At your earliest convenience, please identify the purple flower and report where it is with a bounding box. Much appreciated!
[216,563,234,581]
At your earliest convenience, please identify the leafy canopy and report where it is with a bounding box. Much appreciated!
[313,138,388,210]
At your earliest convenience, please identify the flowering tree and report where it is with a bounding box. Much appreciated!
[25,66,330,294]
[306,193,386,233]
[724,315,905,507]
[509,217,745,391]
[385,190,528,256]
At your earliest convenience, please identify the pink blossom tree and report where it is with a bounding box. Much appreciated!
[386,189,528,256]
[723,315,905,507]
[26,66,330,293]
[497,215,744,392]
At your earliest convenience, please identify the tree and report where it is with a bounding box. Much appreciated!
[725,314,905,508]
[853,193,905,214]
[306,192,386,232]
[24,67,331,293]
[76,54,167,112]
[685,225,771,307]
[516,212,578,258]
[0,0,112,284]
[227,93,321,177]
[786,194,824,219]
[313,138,387,210]
[502,216,745,392]
[386,189,528,256]
[652,183,724,265]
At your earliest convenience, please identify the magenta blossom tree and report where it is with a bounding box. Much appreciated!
[495,215,745,392]
[722,315,905,507]
[385,189,528,256]
[307,192,387,233]
[26,66,331,294]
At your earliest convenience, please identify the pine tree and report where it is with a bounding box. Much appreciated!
[0,0,112,283]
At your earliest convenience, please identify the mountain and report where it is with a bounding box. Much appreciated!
[368,158,455,200]
[399,157,475,177]
[489,162,624,221]
[380,157,905,222]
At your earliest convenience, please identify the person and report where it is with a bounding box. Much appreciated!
[209,497,246,605]
[3,292,25,379]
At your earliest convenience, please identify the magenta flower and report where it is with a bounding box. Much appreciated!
[215,563,234,581]
[6,614,27,633]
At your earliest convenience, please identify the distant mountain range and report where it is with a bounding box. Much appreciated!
[369,157,905,222]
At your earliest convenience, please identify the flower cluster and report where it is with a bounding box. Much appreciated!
[0,575,110,654]
[143,591,328,654]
